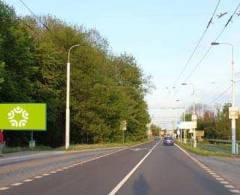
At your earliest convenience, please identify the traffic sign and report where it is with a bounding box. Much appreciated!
[191,114,197,121]
[229,107,239,119]
[120,120,127,131]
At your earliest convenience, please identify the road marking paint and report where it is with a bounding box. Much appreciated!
[220,181,229,184]
[109,141,160,195]
[215,177,224,181]
[2,141,155,192]
[175,143,239,193]
[210,173,218,177]
[224,185,234,189]
[229,189,240,193]
[34,175,43,179]
[0,187,9,191]
[23,179,33,182]
[11,183,22,186]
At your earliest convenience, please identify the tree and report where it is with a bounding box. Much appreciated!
[0,2,151,146]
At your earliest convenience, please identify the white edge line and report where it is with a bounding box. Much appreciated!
[174,143,240,192]
[109,141,160,195]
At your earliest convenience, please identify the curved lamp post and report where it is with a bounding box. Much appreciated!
[65,44,80,150]
[211,42,237,155]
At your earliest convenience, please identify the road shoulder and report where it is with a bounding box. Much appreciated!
[175,143,240,192]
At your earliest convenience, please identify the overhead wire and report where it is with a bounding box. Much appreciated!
[183,2,240,82]
[17,0,63,44]
[172,0,221,87]
[207,85,231,105]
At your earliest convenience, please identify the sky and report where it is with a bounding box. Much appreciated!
[4,0,240,129]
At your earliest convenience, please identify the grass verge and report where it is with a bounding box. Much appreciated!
[0,139,153,155]
[67,139,153,152]
[176,141,234,157]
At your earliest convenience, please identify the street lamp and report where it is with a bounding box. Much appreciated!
[176,99,184,142]
[211,42,237,155]
[65,44,80,150]
[181,82,197,147]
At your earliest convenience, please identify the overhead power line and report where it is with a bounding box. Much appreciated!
[208,85,231,105]
[172,0,221,86]
[183,2,240,82]
[18,0,63,43]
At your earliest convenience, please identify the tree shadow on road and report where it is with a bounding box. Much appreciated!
[133,173,150,195]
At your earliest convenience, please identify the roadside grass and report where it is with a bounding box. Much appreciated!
[67,139,152,152]
[0,139,153,154]
[176,141,236,157]
[2,145,56,154]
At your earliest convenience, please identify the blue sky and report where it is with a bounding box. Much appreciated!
[4,0,240,129]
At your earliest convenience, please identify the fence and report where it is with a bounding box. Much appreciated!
[199,139,239,155]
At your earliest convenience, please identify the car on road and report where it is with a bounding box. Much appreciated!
[163,136,174,146]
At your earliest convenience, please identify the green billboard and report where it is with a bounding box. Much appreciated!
[0,103,46,130]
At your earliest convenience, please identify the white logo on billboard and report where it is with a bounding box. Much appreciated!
[8,106,29,127]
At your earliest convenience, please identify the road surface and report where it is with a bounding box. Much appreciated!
[0,140,237,195]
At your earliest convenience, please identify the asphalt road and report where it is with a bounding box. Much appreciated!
[0,140,235,195]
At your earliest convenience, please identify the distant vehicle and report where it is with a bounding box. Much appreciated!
[163,136,174,146]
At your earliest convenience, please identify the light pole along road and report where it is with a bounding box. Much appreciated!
[65,44,80,150]
[211,42,237,155]
[181,82,197,147]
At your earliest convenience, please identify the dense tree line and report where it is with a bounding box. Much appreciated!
[184,103,240,140]
[0,1,151,147]
[150,124,161,137]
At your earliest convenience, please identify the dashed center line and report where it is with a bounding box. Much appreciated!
[23,179,33,182]
[230,189,240,194]
[220,181,229,184]
[34,176,43,179]
[0,187,9,191]
[225,185,235,189]
[11,183,23,186]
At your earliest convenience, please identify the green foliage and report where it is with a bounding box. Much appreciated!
[197,103,239,140]
[150,124,161,136]
[0,1,151,146]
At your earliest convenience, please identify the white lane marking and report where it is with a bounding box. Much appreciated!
[109,141,160,195]
[0,152,64,164]
[34,175,43,179]
[220,181,229,184]
[224,185,234,189]
[11,183,22,186]
[230,189,240,193]
[23,179,33,182]
[2,141,154,192]
[215,177,224,181]
[175,144,240,193]
[0,187,9,191]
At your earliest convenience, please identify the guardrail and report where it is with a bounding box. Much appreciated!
[205,139,240,144]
